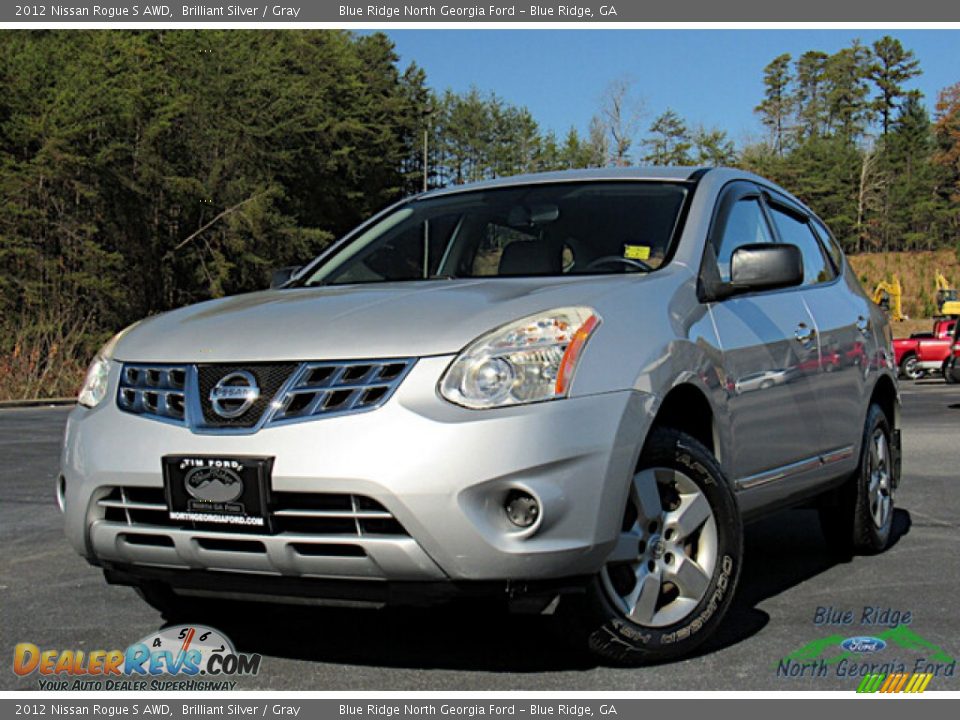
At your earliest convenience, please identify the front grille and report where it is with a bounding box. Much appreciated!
[97,486,408,537]
[270,360,414,424]
[197,363,297,428]
[117,365,187,422]
[116,358,414,432]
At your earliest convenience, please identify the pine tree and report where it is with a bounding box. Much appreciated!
[794,51,830,139]
[643,110,692,166]
[693,126,737,166]
[755,54,793,155]
[869,36,922,136]
[824,41,873,142]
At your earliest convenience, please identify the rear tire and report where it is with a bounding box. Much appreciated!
[943,358,957,384]
[818,404,895,555]
[899,354,922,380]
[562,427,742,664]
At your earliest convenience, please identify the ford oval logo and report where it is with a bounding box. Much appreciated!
[209,370,260,419]
[184,465,244,503]
[841,636,887,653]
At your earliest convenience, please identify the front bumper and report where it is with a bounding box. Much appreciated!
[62,356,653,590]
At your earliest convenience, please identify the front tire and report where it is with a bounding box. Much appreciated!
[819,403,895,554]
[564,427,742,664]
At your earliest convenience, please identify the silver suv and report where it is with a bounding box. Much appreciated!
[61,167,901,663]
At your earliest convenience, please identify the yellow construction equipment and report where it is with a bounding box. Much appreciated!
[872,276,906,321]
[935,270,960,316]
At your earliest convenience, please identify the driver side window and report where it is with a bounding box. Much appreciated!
[714,198,774,282]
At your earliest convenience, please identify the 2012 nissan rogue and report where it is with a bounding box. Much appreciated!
[60,167,901,663]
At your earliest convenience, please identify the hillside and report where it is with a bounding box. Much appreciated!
[848,250,960,336]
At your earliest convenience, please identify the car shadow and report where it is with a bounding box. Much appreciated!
[164,507,912,672]
[690,506,911,659]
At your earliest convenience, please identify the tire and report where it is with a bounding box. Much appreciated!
[943,358,957,385]
[562,427,742,664]
[899,354,922,380]
[818,404,895,555]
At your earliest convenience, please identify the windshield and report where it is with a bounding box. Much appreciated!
[300,181,690,287]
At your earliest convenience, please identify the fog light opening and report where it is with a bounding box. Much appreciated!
[56,475,66,512]
[504,489,540,529]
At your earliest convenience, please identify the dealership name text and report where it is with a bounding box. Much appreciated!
[339,5,618,18]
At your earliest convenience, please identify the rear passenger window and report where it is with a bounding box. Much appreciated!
[768,206,835,285]
[715,198,774,282]
[811,218,844,273]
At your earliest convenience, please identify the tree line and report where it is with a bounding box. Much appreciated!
[744,38,959,256]
[0,30,958,398]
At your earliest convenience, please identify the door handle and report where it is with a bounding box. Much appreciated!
[795,323,816,345]
[856,315,870,336]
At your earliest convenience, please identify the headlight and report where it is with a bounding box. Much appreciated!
[78,355,111,408]
[77,325,135,408]
[439,307,601,409]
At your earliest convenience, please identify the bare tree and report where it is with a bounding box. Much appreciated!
[599,77,646,166]
[587,115,611,167]
[856,144,887,252]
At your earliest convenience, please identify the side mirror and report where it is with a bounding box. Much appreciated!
[729,243,803,293]
[270,266,302,289]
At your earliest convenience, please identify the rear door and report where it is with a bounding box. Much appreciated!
[766,197,867,464]
[706,183,823,485]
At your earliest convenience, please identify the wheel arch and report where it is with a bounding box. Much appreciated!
[648,383,718,461]
[868,373,900,431]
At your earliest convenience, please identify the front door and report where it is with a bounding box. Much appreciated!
[707,189,823,484]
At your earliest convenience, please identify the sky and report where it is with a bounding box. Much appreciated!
[383,30,960,145]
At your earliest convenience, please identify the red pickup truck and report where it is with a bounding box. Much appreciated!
[894,318,956,379]
[916,320,960,383]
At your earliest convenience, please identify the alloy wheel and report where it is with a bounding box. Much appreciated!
[601,468,718,628]
[867,429,893,529]
[902,356,921,380]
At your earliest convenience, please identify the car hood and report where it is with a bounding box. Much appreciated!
[112,277,636,363]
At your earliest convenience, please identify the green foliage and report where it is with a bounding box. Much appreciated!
[0,30,423,397]
[0,30,958,398]
[755,53,793,154]
[870,36,922,136]
[422,89,606,185]
[693,126,736,166]
[643,109,692,166]
[742,36,956,257]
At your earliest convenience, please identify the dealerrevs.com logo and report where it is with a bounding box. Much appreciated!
[13,625,261,690]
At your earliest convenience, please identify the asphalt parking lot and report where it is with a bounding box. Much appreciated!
[2,381,958,691]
